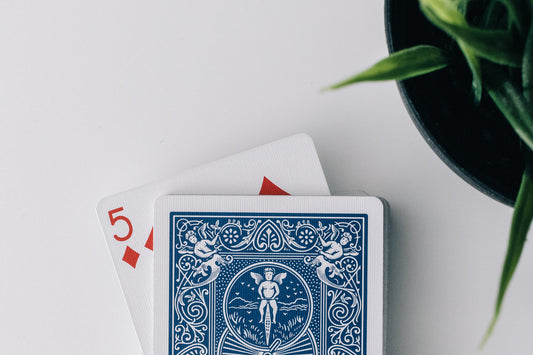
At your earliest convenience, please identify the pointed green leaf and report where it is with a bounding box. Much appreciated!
[441,0,483,100]
[487,78,533,151]
[458,41,483,102]
[481,168,533,347]
[453,0,471,14]
[420,0,523,66]
[481,0,508,29]
[420,0,466,24]
[498,0,527,33]
[523,13,533,102]
[324,45,448,91]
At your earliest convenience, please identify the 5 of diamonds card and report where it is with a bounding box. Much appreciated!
[97,134,330,354]
[154,196,385,355]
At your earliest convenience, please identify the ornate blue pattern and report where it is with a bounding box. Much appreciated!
[169,213,367,355]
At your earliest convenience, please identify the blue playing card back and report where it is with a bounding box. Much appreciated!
[154,196,385,355]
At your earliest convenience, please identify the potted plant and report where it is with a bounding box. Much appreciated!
[326,0,533,345]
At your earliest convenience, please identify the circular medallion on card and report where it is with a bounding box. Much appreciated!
[222,262,313,350]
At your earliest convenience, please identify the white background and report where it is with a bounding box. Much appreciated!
[1,1,531,354]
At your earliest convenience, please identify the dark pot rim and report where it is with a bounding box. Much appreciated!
[383,0,517,207]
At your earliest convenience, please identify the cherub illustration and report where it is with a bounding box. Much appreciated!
[187,226,219,258]
[308,227,360,307]
[318,231,354,261]
[176,224,229,305]
[311,227,359,279]
[179,225,224,277]
[250,268,287,324]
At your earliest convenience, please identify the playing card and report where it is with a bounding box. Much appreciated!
[154,195,385,355]
[96,134,330,354]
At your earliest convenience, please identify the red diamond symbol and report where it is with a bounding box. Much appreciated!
[122,246,140,268]
[259,177,290,195]
[145,228,153,251]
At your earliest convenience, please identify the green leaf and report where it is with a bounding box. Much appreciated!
[487,77,533,151]
[420,0,523,66]
[324,45,448,91]
[420,0,466,24]
[481,168,533,347]
[481,0,509,29]
[453,0,471,14]
[458,41,483,102]
[498,0,527,33]
[438,1,483,100]
[523,10,533,101]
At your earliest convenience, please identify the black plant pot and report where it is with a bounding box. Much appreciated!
[385,0,523,206]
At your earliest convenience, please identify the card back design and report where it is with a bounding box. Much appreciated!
[168,212,368,355]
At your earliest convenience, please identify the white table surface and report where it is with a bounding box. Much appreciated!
[1,1,532,354]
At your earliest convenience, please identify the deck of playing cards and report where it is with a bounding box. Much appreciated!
[97,134,387,355]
